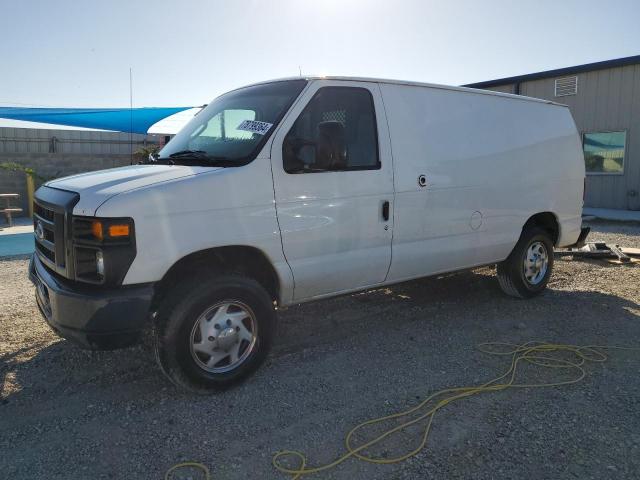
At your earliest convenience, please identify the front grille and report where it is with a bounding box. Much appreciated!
[33,201,65,271]
[35,240,56,263]
[32,186,79,279]
[33,202,55,222]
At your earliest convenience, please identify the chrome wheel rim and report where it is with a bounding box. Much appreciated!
[523,241,549,285]
[189,300,258,373]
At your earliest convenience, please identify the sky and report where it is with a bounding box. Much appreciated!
[1,0,639,132]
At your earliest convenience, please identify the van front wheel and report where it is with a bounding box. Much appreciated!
[497,226,554,299]
[154,274,276,392]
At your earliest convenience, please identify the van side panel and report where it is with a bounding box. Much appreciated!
[380,83,583,282]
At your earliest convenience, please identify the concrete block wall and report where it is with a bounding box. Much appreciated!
[0,127,164,217]
[0,126,161,155]
[0,153,133,215]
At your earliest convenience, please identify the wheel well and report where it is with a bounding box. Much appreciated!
[523,212,559,245]
[152,246,280,309]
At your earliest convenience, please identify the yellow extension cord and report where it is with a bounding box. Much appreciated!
[166,341,636,480]
[165,462,211,479]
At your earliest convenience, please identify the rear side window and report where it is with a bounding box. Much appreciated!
[283,87,380,173]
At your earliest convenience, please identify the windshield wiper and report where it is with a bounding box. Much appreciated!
[168,150,209,158]
[145,150,205,165]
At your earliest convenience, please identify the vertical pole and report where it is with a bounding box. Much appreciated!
[26,173,35,218]
[129,67,133,164]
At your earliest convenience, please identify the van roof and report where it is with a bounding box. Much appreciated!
[238,76,567,108]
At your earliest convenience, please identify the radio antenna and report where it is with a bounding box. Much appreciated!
[129,67,133,165]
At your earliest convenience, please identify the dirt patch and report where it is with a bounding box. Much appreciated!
[1,220,639,479]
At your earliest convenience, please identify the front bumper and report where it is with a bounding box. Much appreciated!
[29,253,154,350]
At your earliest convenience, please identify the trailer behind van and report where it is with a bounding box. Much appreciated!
[29,77,586,391]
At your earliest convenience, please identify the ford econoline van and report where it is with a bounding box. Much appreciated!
[29,77,587,391]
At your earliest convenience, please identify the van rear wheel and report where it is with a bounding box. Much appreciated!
[497,226,554,299]
[154,274,276,392]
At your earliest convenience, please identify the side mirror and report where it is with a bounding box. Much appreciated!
[298,143,316,163]
[283,121,348,172]
[283,137,316,173]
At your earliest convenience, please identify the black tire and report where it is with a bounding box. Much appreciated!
[497,226,554,299]
[154,274,276,392]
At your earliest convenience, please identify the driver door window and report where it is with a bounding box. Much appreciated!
[283,87,380,173]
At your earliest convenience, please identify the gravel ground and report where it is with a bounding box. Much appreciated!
[1,220,639,480]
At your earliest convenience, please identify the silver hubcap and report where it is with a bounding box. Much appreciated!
[189,301,257,373]
[523,241,549,285]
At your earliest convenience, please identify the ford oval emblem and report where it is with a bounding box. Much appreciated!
[35,221,45,241]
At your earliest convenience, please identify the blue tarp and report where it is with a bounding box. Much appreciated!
[0,106,193,134]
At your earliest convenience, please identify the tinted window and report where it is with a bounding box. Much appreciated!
[283,87,379,173]
[583,131,626,174]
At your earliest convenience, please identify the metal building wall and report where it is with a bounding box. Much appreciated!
[483,64,640,210]
[484,84,516,94]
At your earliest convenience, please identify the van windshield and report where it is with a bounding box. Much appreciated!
[157,79,307,166]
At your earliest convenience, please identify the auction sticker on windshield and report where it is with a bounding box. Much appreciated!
[237,120,273,135]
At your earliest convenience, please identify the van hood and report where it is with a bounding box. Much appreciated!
[46,164,217,216]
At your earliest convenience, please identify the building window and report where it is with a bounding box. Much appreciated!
[583,131,626,174]
[554,76,578,96]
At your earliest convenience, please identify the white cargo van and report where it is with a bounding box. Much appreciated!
[29,77,587,391]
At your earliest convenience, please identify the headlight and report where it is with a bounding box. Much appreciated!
[71,216,136,285]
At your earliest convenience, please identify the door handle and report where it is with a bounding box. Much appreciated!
[382,200,390,221]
